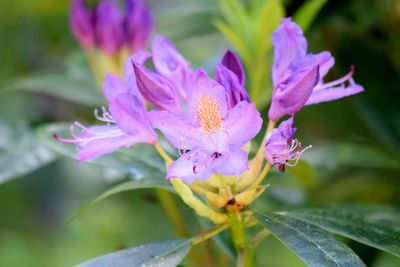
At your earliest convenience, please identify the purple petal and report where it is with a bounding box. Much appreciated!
[216,64,249,109]
[268,65,319,121]
[152,35,192,98]
[125,0,153,52]
[148,110,202,149]
[166,152,213,183]
[69,0,95,50]
[133,62,182,113]
[75,127,142,161]
[272,18,307,86]
[220,50,245,86]
[306,79,364,105]
[95,0,124,55]
[212,145,248,176]
[109,93,156,142]
[102,73,128,102]
[186,70,228,123]
[224,102,262,147]
[123,50,151,79]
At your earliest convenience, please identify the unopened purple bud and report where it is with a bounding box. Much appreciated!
[95,0,125,55]
[69,0,95,50]
[265,117,310,171]
[220,50,245,86]
[125,0,153,52]
[216,50,249,109]
[133,62,182,113]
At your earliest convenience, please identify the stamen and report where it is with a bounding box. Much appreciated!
[314,66,354,91]
[196,94,223,133]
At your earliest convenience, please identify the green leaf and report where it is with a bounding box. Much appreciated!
[76,239,191,267]
[0,122,57,184]
[293,0,327,31]
[0,72,103,106]
[0,51,102,106]
[256,212,366,267]
[254,0,284,56]
[283,205,400,257]
[37,123,165,180]
[68,179,174,223]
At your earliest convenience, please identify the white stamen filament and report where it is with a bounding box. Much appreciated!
[314,67,354,91]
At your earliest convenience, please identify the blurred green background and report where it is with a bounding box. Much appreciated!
[0,0,399,266]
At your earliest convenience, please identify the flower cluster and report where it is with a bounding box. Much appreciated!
[70,0,153,55]
[59,17,364,214]
[57,35,262,184]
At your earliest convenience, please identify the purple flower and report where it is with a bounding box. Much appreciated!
[149,70,262,183]
[69,0,95,50]
[69,0,153,55]
[95,0,125,56]
[268,18,364,121]
[216,50,249,108]
[125,0,153,52]
[56,65,156,161]
[264,117,310,171]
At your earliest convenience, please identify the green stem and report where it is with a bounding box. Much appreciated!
[156,189,190,237]
[250,229,271,249]
[228,211,254,267]
[192,223,229,245]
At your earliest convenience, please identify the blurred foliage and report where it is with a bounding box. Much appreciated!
[0,0,399,266]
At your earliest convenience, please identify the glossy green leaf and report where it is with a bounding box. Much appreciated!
[293,0,327,31]
[76,239,191,267]
[0,122,57,184]
[37,123,165,180]
[67,178,174,223]
[256,212,366,267]
[283,205,400,257]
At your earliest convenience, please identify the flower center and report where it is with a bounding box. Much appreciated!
[196,94,223,133]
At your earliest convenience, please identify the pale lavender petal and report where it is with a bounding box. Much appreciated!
[272,17,307,86]
[109,93,156,142]
[69,0,95,50]
[224,102,262,147]
[220,50,245,86]
[133,62,182,113]
[269,65,319,121]
[148,110,202,149]
[186,70,228,122]
[212,145,248,176]
[95,0,124,55]
[102,73,128,102]
[306,80,364,105]
[152,35,192,98]
[125,0,153,52]
[166,152,213,183]
[76,130,142,161]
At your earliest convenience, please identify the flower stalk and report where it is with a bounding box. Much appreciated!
[228,210,254,267]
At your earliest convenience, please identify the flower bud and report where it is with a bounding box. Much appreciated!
[125,0,154,52]
[69,0,95,50]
